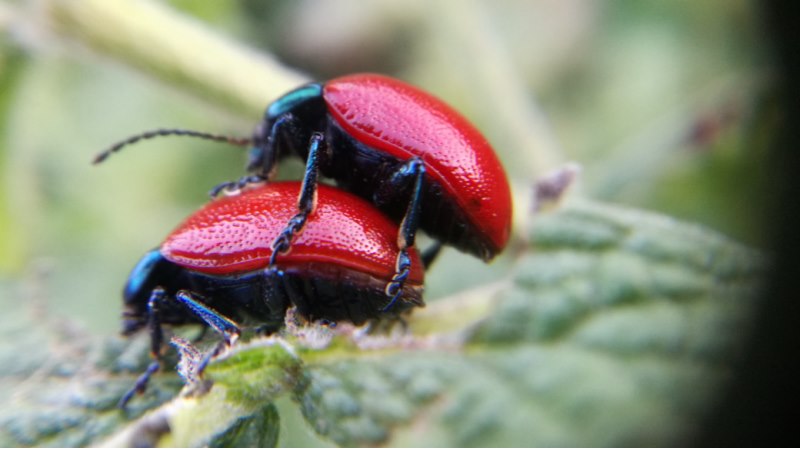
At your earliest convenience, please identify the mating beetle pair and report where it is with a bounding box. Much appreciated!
[98,73,512,406]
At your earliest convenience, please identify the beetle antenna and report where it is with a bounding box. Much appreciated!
[92,129,253,164]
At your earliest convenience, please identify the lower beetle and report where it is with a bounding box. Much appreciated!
[119,181,425,407]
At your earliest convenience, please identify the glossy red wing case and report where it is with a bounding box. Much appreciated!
[161,182,424,284]
[323,73,513,253]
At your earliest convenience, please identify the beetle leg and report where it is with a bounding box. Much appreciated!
[174,291,240,347]
[208,174,266,197]
[195,341,227,376]
[250,268,288,336]
[382,251,411,312]
[262,267,292,320]
[269,132,324,266]
[208,114,304,198]
[174,290,242,376]
[264,266,325,327]
[118,361,160,409]
[118,287,168,409]
[249,113,304,177]
[380,158,426,312]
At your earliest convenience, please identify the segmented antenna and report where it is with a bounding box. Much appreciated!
[92,129,253,164]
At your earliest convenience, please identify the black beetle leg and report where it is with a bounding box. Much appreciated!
[208,174,266,198]
[195,340,227,376]
[208,113,304,198]
[118,361,160,409]
[269,132,324,266]
[174,290,241,377]
[377,158,426,312]
[249,113,302,177]
[118,287,168,409]
[174,291,241,347]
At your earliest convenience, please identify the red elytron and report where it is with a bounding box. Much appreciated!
[162,182,425,283]
[323,74,512,255]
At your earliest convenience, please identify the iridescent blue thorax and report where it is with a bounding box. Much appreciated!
[266,83,323,120]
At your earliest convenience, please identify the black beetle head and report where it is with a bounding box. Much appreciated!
[121,249,178,335]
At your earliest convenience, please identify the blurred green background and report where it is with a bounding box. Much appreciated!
[0,0,770,333]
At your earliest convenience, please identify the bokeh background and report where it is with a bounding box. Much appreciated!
[0,0,788,445]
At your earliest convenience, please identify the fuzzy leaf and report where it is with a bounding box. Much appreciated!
[0,199,764,447]
[290,200,764,447]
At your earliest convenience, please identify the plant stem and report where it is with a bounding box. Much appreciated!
[45,0,308,118]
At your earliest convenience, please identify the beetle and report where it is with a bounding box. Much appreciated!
[95,73,512,310]
[118,181,424,407]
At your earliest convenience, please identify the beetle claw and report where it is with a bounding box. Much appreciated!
[209,175,266,198]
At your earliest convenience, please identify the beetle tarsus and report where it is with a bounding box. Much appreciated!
[269,213,308,266]
[208,174,266,198]
[268,133,324,266]
[382,250,412,312]
[118,360,160,409]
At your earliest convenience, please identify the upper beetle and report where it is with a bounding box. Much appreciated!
[96,73,512,309]
[119,181,424,406]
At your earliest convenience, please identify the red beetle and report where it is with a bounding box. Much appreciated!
[118,181,424,407]
[96,73,512,309]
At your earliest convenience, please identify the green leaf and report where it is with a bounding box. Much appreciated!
[0,305,182,447]
[0,199,764,447]
[207,403,280,448]
[290,200,764,447]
